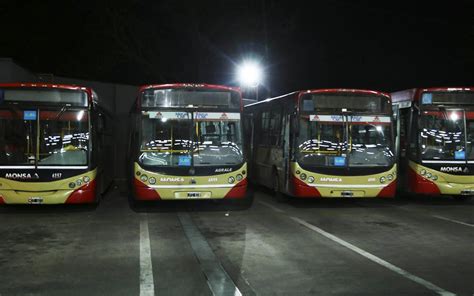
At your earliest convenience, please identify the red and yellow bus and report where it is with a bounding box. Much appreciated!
[392,87,474,200]
[244,89,397,198]
[0,83,113,204]
[129,83,251,203]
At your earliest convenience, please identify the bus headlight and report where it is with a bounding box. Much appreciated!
[242,170,246,175]
[140,175,148,182]
[148,177,156,185]
[387,174,393,181]
[296,170,301,175]
[308,176,315,183]
[228,176,235,184]
[69,182,76,189]
[380,176,386,183]
[420,169,426,176]
[300,173,307,180]
[83,176,90,183]
[426,172,432,179]
[431,175,438,181]
[136,171,141,176]
[76,179,82,186]
[236,174,243,181]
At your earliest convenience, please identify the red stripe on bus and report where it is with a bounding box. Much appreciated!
[65,179,97,204]
[133,178,161,200]
[407,166,441,195]
[377,180,397,198]
[224,178,248,199]
[292,176,321,198]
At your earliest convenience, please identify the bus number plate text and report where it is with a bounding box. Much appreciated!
[187,192,202,198]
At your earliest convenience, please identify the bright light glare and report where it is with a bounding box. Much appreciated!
[237,61,263,87]
[77,110,84,121]
[450,113,459,121]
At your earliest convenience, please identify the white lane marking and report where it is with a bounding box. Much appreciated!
[258,201,455,296]
[258,201,285,213]
[178,212,242,296]
[289,216,455,296]
[432,215,474,228]
[140,218,155,296]
[389,205,474,229]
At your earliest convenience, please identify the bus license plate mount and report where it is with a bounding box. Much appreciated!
[28,197,43,204]
[187,192,202,198]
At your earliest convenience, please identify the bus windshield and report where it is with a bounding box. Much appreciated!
[297,115,394,167]
[419,110,474,160]
[193,112,243,166]
[139,111,243,167]
[0,108,37,165]
[0,108,89,166]
[38,109,89,166]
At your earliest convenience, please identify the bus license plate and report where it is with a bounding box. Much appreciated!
[28,197,44,204]
[187,192,202,198]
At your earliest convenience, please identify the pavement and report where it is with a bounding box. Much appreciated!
[1,186,473,296]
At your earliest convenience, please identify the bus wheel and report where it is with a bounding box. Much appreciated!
[273,171,288,202]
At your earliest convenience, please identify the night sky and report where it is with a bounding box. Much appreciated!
[1,1,474,96]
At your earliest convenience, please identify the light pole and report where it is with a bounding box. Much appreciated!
[237,60,263,101]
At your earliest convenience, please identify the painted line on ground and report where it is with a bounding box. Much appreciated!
[258,201,456,296]
[257,201,285,213]
[431,215,474,228]
[178,212,242,296]
[386,204,474,229]
[140,216,155,296]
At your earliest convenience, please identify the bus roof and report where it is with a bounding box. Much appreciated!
[0,82,92,94]
[245,88,390,108]
[299,88,390,98]
[138,83,240,93]
[0,82,94,105]
[391,87,474,103]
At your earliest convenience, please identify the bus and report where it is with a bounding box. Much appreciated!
[244,89,397,198]
[0,83,113,204]
[392,87,474,199]
[129,83,251,203]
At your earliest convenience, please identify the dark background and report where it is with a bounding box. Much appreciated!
[1,0,474,96]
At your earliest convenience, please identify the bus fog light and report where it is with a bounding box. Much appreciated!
[69,182,76,189]
[432,175,438,181]
[420,169,426,176]
[380,176,386,183]
[236,174,243,181]
[426,172,432,179]
[148,177,156,185]
[387,174,393,181]
[228,176,235,183]
[308,176,315,183]
[76,179,82,186]
[296,170,301,175]
[300,173,307,180]
[140,175,148,182]
[83,176,90,183]
[242,170,246,175]
[136,171,141,176]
